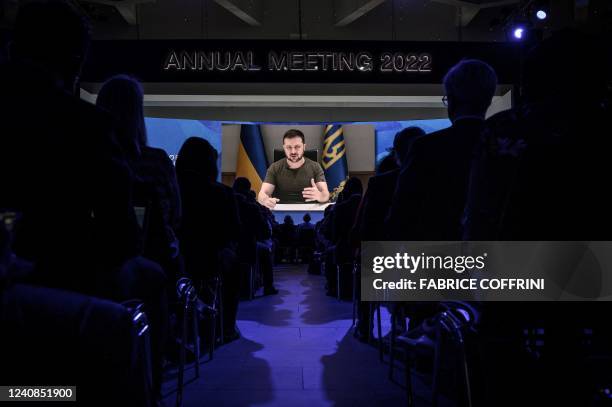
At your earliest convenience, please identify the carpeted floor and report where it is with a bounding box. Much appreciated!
[163,264,445,406]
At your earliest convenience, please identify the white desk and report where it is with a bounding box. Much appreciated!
[272,203,333,212]
[271,203,333,223]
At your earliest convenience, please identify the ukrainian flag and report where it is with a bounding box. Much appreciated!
[322,124,348,195]
[236,124,268,193]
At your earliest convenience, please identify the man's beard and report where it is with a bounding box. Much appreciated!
[287,153,303,162]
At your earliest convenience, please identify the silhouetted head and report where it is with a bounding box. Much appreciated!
[343,177,363,198]
[523,29,606,104]
[233,177,251,196]
[97,75,147,160]
[443,59,497,122]
[303,213,311,223]
[283,215,294,225]
[176,137,218,181]
[11,1,91,94]
[393,126,425,166]
[376,153,399,175]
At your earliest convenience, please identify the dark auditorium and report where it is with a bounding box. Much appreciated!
[1,1,611,406]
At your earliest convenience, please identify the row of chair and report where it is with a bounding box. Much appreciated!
[171,275,226,407]
[275,227,316,264]
[341,262,611,406]
[172,258,267,405]
[329,257,479,406]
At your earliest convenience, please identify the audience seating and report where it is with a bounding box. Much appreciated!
[205,276,224,356]
[297,228,316,263]
[276,224,298,263]
[239,250,260,300]
[335,262,355,301]
[391,302,479,407]
[308,250,324,275]
[174,277,201,407]
[367,302,384,362]
[0,284,156,406]
[122,299,155,407]
[351,262,360,325]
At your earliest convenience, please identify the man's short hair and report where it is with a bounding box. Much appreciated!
[283,129,305,144]
[443,59,498,114]
[394,126,425,164]
[233,177,252,195]
[303,213,311,222]
[343,177,363,198]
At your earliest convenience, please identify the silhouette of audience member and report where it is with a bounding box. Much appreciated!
[296,213,316,263]
[1,215,151,405]
[0,2,168,399]
[282,215,296,229]
[331,177,362,251]
[352,127,425,339]
[325,177,363,297]
[358,127,425,243]
[0,0,142,290]
[233,177,264,265]
[277,215,298,262]
[386,59,497,240]
[176,137,242,341]
[463,30,612,406]
[316,205,334,250]
[96,76,182,396]
[376,151,399,174]
[298,213,314,231]
[233,177,277,295]
[97,75,182,281]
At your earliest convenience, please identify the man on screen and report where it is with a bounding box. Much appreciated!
[258,129,330,208]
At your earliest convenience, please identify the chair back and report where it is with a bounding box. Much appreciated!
[298,227,316,247]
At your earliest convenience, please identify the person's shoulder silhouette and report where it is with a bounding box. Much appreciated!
[0,1,139,284]
[176,137,240,252]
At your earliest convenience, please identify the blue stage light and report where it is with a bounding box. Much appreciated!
[536,10,547,20]
[513,27,524,39]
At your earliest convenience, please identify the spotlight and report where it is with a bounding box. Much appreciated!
[536,10,547,20]
[513,27,525,39]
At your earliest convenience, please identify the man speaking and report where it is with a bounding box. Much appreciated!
[258,129,330,209]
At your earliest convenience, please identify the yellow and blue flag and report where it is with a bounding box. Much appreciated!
[236,124,269,193]
[322,124,348,196]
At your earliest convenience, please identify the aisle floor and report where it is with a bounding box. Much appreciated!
[164,265,435,406]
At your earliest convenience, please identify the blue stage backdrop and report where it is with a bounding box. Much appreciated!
[144,117,222,178]
[373,119,450,168]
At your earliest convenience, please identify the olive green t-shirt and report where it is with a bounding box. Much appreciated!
[264,157,326,203]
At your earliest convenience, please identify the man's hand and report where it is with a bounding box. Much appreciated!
[258,182,277,208]
[303,178,324,202]
[262,197,280,209]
